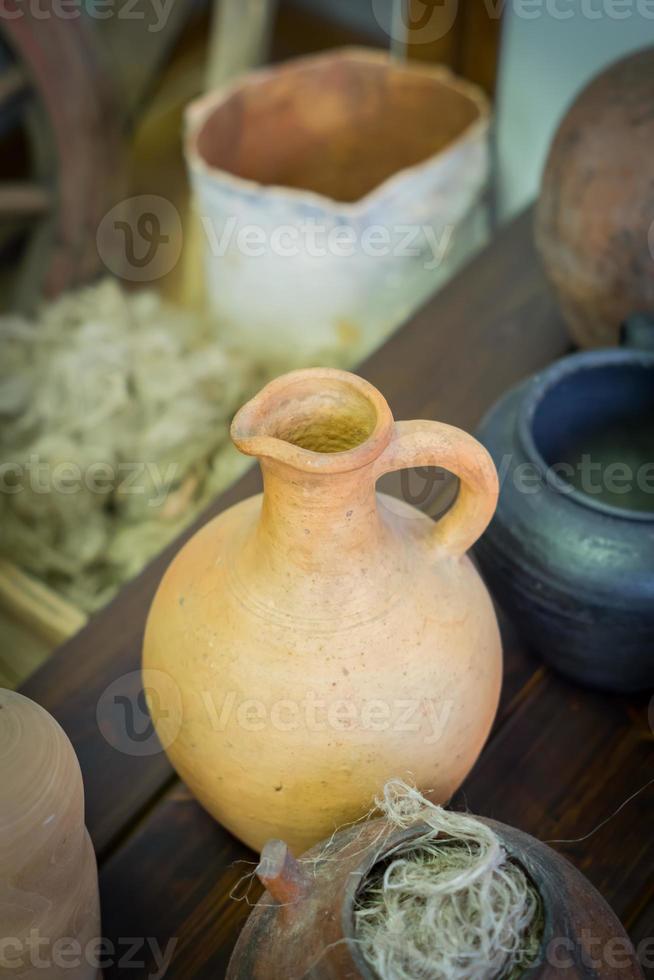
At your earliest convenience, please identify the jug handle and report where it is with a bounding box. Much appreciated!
[373,420,499,558]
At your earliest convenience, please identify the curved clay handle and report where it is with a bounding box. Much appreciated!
[373,420,499,558]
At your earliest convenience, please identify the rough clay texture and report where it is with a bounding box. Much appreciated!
[143,368,502,854]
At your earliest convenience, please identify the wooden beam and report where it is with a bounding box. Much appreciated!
[0,183,51,217]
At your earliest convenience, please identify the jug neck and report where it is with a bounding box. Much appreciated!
[255,459,385,572]
[230,368,397,573]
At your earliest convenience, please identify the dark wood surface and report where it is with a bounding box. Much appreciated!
[20,209,653,978]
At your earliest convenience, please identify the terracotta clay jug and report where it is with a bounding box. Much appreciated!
[143,369,502,853]
[0,690,101,979]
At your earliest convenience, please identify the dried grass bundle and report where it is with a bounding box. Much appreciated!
[354,782,543,980]
[0,280,273,610]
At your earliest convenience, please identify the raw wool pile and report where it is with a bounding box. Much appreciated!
[0,279,273,612]
[354,782,543,980]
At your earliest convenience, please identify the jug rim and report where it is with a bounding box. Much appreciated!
[230,367,395,474]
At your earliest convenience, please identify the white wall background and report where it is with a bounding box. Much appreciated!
[496,3,654,218]
[288,1,654,221]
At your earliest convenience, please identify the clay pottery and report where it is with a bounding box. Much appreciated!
[185,48,489,362]
[474,321,654,692]
[226,816,643,979]
[0,689,101,979]
[536,46,654,349]
[143,368,502,853]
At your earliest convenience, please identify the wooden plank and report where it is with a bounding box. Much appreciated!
[97,675,653,979]
[0,607,52,689]
[94,645,651,978]
[205,0,278,90]
[456,673,654,954]
[402,0,460,66]
[401,0,503,96]
[0,64,27,105]
[94,643,650,978]
[94,614,541,978]
[630,901,654,979]
[97,5,195,121]
[272,1,383,60]
[493,611,543,727]
[19,207,570,856]
[458,0,504,96]
[0,182,51,216]
[99,784,256,980]
[0,558,87,647]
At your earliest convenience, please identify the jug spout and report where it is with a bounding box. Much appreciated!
[230,368,394,474]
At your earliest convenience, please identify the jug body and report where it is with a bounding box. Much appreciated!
[143,369,502,852]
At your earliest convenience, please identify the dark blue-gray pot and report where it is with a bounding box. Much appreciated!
[475,321,654,692]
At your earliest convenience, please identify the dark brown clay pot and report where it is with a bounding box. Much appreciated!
[535,47,654,349]
[227,815,643,979]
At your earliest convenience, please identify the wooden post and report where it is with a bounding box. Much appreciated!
[205,0,278,91]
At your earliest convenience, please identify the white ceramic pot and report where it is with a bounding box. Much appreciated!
[185,48,490,364]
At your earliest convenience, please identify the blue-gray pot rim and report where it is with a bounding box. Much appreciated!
[517,347,654,524]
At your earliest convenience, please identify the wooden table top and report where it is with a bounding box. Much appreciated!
[20,209,653,979]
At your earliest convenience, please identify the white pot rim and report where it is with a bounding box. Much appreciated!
[184,46,490,218]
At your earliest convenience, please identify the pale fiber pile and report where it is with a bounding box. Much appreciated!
[354,782,543,980]
[0,280,275,611]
